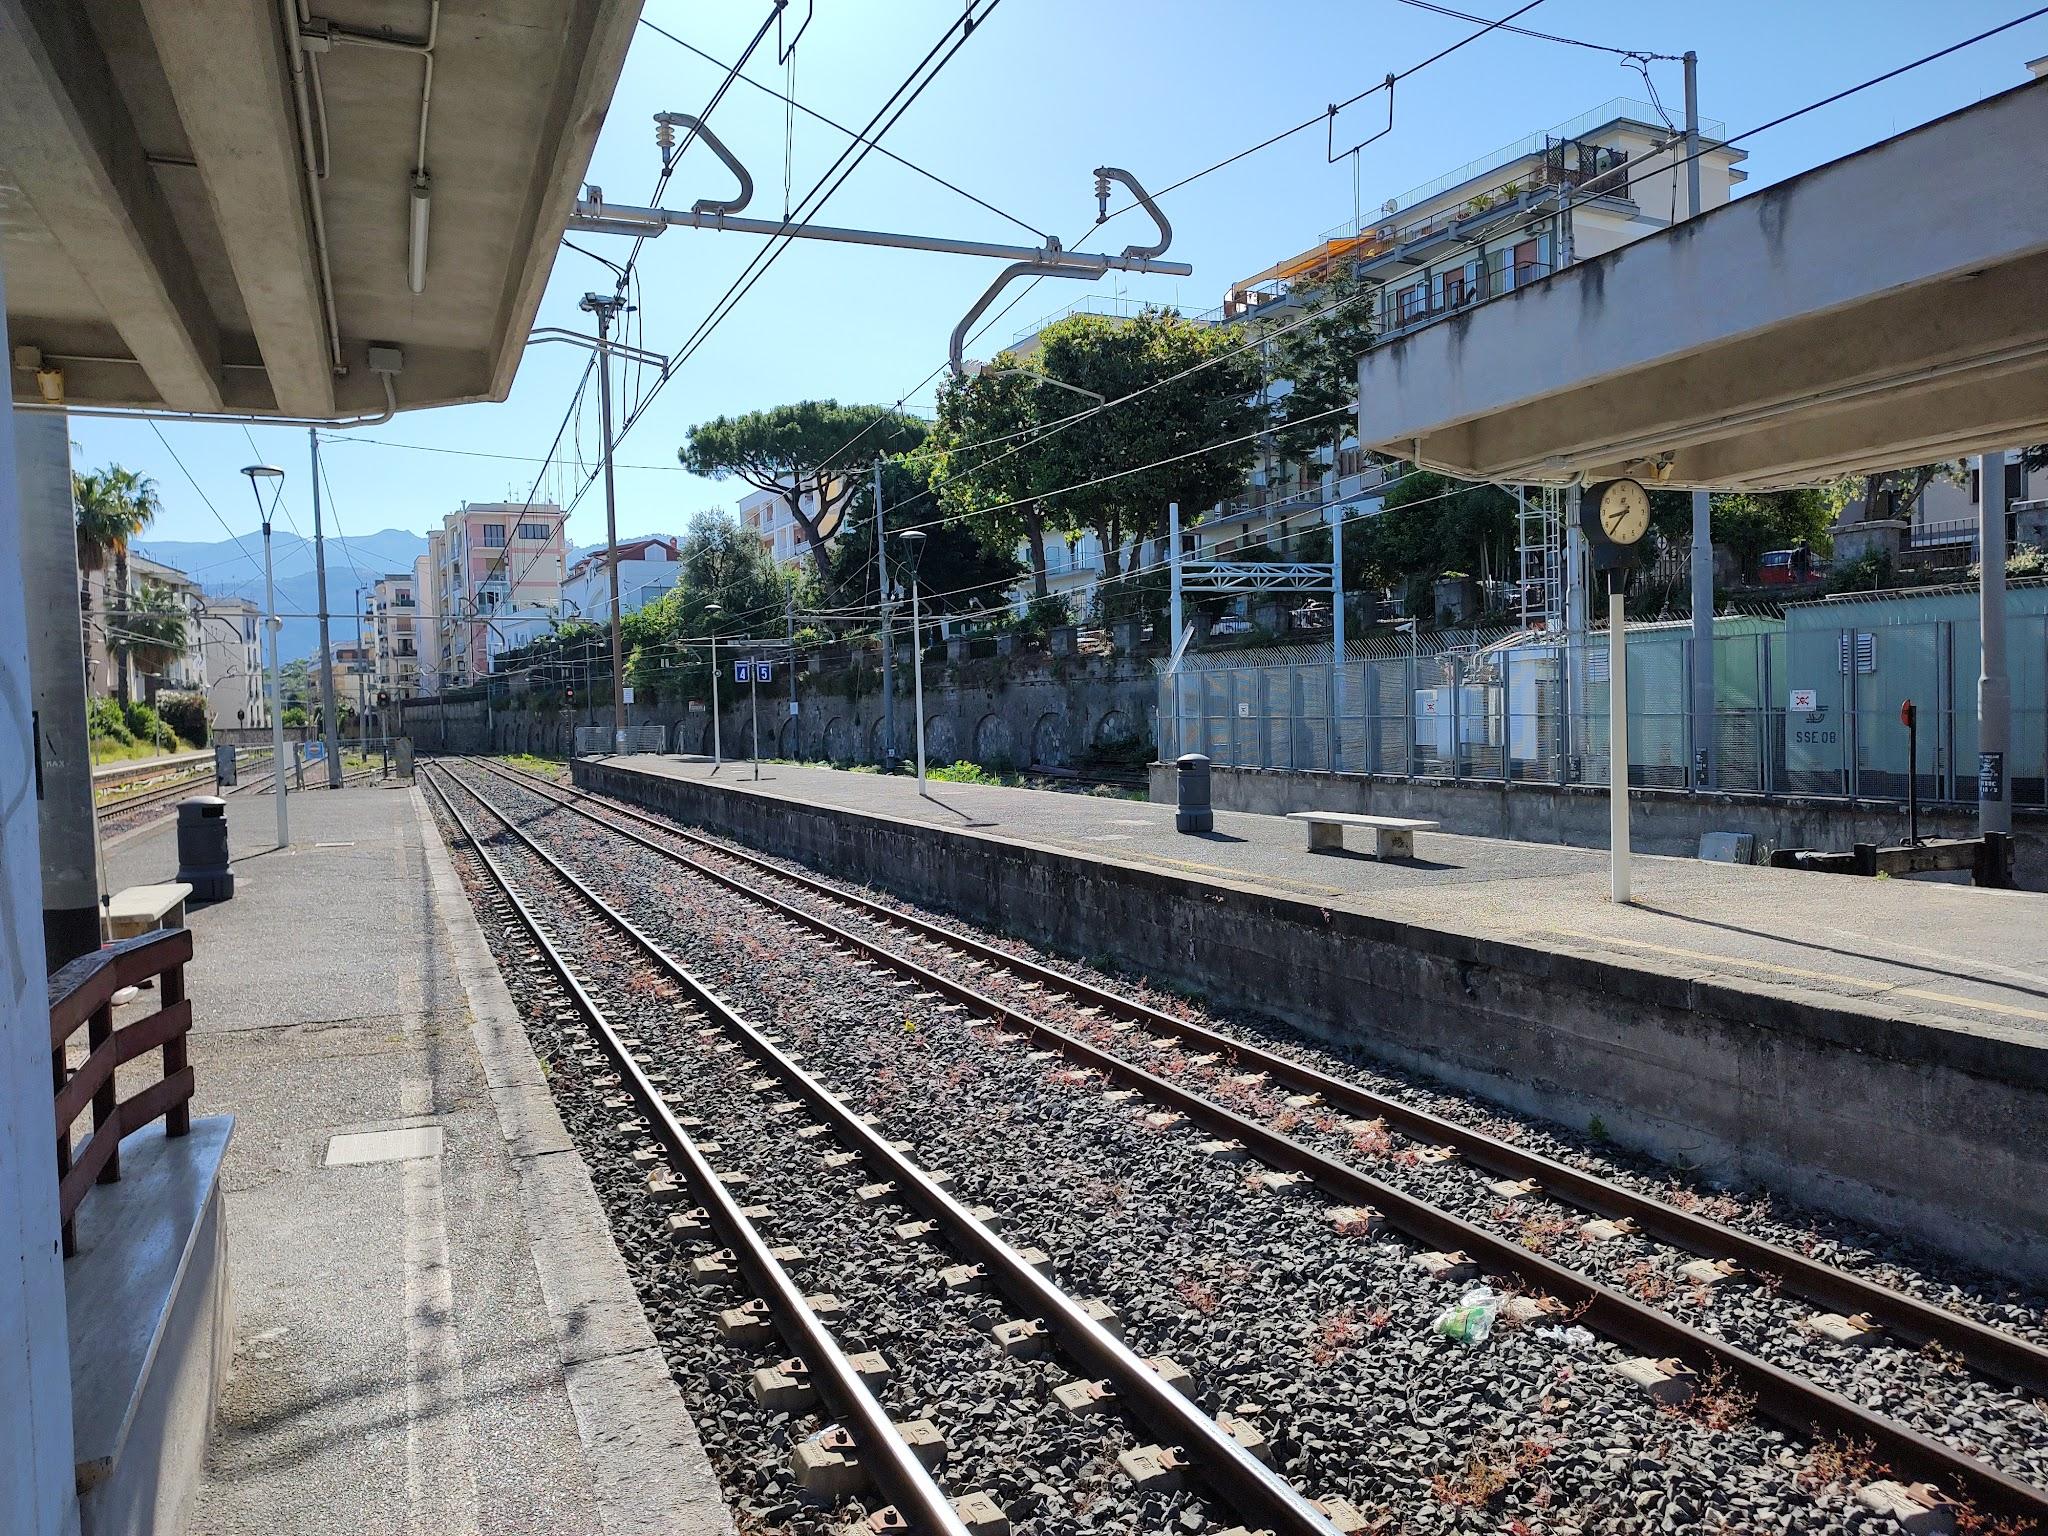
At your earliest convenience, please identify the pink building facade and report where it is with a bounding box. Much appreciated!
[426,502,568,685]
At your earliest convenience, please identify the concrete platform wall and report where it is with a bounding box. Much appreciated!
[582,758,2048,1284]
[407,659,1159,771]
[1153,763,2048,891]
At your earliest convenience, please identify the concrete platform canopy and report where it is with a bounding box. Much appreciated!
[0,0,640,419]
[1354,77,2048,490]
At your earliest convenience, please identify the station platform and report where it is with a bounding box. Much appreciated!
[593,756,2048,1046]
[105,783,730,1536]
[574,754,2048,1284]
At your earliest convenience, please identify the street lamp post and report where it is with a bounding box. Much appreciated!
[242,464,289,847]
[900,530,929,795]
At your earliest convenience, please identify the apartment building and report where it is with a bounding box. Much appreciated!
[1226,97,1746,336]
[425,501,569,683]
[738,482,847,567]
[198,594,266,731]
[412,546,440,693]
[369,573,419,703]
[563,534,682,622]
[327,642,371,721]
[83,552,210,702]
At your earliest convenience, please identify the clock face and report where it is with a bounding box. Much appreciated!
[1594,478,1651,545]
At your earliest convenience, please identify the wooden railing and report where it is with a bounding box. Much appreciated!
[47,929,194,1258]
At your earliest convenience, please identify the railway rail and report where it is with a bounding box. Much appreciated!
[95,755,383,834]
[425,766,1345,1536]
[451,753,2048,1530]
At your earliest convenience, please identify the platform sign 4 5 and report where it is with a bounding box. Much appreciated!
[735,660,774,684]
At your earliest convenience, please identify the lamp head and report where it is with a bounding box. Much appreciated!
[900,529,927,574]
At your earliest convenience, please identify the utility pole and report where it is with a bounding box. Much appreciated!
[902,530,929,795]
[784,588,798,730]
[243,464,289,848]
[877,457,896,770]
[580,290,629,752]
[1684,50,1714,793]
[310,428,342,786]
[748,653,761,783]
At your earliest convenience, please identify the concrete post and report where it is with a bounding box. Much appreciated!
[17,409,101,966]
[910,576,928,794]
[1328,465,1346,773]
[0,254,83,1536]
[1564,485,1587,780]
[1168,500,1183,657]
[1609,577,1632,905]
[1978,451,2011,835]
[1690,490,1713,789]
[309,429,341,787]
[877,460,895,770]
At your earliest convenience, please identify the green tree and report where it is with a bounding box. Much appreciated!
[827,456,1021,619]
[73,464,162,705]
[1708,489,1832,578]
[1031,310,1266,583]
[681,401,926,582]
[927,361,1077,598]
[1266,261,1378,466]
[1352,472,1517,602]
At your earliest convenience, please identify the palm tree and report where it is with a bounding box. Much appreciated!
[74,466,163,706]
[124,583,189,685]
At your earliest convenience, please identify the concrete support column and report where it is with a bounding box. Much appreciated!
[0,258,83,1536]
[1689,489,1714,790]
[16,409,100,968]
[1978,451,2011,835]
[1564,486,1587,780]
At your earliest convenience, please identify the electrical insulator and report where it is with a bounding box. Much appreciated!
[655,116,676,168]
[1094,170,1111,223]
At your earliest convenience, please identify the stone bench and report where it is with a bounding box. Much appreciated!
[106,882,192,941]
[1287,811,1438,861]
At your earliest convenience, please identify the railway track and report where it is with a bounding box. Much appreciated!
[445,754,2048,1531]
[92,762,216,819]
[426,767,1344,1536]
[95,756,383,835]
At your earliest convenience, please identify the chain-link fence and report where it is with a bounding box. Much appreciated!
[1160,611,2048,807]
[213,737,410,787]
[573,723,668,757]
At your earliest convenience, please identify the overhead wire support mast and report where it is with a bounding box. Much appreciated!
[569,113,1189,376]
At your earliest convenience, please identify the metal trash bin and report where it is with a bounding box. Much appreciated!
[176,795,233,901]
[1174,752,1213,834]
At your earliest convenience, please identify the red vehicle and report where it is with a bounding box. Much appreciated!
[1756,546,1816,586]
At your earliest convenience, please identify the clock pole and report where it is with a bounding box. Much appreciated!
[1608,567,1631,905]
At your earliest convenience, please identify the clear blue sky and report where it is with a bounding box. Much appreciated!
[73,0,2048,585]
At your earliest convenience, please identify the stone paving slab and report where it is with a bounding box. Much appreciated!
[596,755,2048,1048]
[106,784,731,1536]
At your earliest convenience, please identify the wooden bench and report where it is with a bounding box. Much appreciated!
[1288,811,1438,861]
[106,882,192,941]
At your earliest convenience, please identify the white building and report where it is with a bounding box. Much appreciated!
[738,482,848,568]
[563,535,682,623]
[198,595,266,731]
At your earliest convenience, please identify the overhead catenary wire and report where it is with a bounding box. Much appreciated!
[636,14,1049,241]
[806,0,1570,486]
[534,0,1005,540]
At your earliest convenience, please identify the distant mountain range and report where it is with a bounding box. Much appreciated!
[133,528,667,664]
